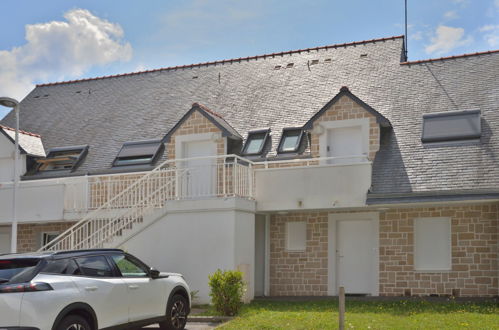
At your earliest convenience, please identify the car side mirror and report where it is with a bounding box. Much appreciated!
[150,268,160,279]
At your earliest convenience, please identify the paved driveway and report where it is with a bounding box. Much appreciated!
[142,322,219,329]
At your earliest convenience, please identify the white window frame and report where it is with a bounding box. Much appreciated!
[285,221,307,252]
[414,217,452,272]
[40,231,60,248]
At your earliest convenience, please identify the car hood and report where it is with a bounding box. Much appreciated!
[161,272,182,277]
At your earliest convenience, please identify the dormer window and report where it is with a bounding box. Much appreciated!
[36,145,88,172]
[113,140,162,166]
[422,109,481,145]
[242,129,270,156]
[278,128,304,153]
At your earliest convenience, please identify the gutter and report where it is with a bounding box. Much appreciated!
[21,166,157,181]
[367,190,499,205]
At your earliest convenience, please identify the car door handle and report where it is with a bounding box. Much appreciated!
[128,285,139,290]
[85,286,98,292]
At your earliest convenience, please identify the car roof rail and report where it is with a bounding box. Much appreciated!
[53,248,124,256]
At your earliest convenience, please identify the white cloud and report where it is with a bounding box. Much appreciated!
[480,24,499,46]
[0,9,132,100]
[425,25,473,55]
[444,10,459,20]
[134,63,149,72]
[410,31,423,41]
[496,0,499,8]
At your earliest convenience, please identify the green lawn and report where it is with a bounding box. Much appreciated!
[208,299,499,329]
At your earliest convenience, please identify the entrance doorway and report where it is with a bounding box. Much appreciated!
[181,140,217,197]
[337,219,373,293]
[328,213,379,296]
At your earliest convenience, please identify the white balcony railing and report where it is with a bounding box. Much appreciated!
[86,155,254,209]
[39,155,254,251]
[63,177,89,212]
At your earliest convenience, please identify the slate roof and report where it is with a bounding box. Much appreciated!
[0,125,45,157]
[2,35,499,195]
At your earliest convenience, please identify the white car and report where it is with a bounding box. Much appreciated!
[0,249,191,330]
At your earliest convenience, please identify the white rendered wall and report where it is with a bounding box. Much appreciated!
[234,208,255,302]
[120,198,256,304]
[0,176,89,224]
[0,180,65,223]
[0,133,26,182]
[254,215,266,297]
[255,162,371,211]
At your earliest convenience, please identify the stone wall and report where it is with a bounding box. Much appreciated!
[379,204,498,297]
[17,222,76,252]
[269,212,329,296]
[310,94,380,160]
[269,203,498,297]
[89,173,147,209]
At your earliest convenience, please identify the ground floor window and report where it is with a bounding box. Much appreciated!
[286,221,307,251]
[41,232,60,248]
[414,217,451,271]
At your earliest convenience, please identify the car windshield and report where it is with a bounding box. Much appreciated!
[0,258,41,284]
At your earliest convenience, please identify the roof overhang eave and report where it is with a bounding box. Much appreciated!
[367,190,499,205]
[303,87,391,130]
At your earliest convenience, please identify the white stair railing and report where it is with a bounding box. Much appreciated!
[68,172,182,250]
[39,164,185,251]
[39,154,254,251]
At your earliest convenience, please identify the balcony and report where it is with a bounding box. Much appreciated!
[0,154,371,226]
[0,176,89,224]
[83,154,370,212]
[254,156,372,211]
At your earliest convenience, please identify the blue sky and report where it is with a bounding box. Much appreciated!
[1,0,498,119]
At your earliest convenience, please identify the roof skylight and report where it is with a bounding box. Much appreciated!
[36,145,88,172]
[277,128,304,153]
[422,109,481,144]
[113,140,162,167]
[242,129,270,156]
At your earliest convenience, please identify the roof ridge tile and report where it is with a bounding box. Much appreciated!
[0,124,42,138]
[401,49,499,65]
[36,35,404,87]
[193,102,224,119]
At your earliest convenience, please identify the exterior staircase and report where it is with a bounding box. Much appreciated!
[38,163,187,251]
[38,154,253,251]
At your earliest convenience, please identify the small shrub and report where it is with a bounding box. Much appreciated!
[208,269,245,316]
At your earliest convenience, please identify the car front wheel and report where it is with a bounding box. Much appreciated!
[57,314,92,330]
[159,294,188,330]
